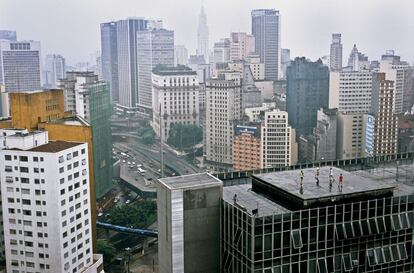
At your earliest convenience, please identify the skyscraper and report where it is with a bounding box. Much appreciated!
[44,54,66,88]
[137,28,174,109]
[59,72,114,199]
[197,5,209,63]
[280,48,291,79]
[347,44,369,71]
[0,30,17,41]
[330,33,343,71]
[100,21,119,102]
[0,130,104,273]
[0,40,42,92]
[205,72,242,171]
[251,9,281,81]
[116,18,148,109]
[286,57,330,138]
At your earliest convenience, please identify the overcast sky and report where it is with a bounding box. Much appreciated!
[1,0,413,65]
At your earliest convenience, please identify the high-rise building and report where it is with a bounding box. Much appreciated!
[347,44,369,71]
[251,9,281,81]
[379,51,412,114]
[152,66,199,141]
[137,28,174,109]
[174,45,188,66]
[330,33,343,71]
[232,124,261,171]
[157,173,222,273]
[329,69,373,114]
[0,40,42,92]
[261,109,297,168]
[212,38,230,69]
[43,54,66,88]
[229,32,255,61]
[298,108,338,163]
[205,73,242,171]
[245,54,265,81]
[0,90,99,249]
[0,129,104,273]
[100,21,119,102]
[286,57,329,138]
[116,18,148,109]
[280,48,291,79]
[59,72,113,199]
[371,73,398,156]
[197,6,209,63]
[0,30,17,41]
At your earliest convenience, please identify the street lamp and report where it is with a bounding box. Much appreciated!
[124,247,131,273]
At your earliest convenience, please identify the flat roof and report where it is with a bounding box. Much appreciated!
[158,173,222,190]
[223,184,290,216]
[29,141,83,153]
[252,167,395,210]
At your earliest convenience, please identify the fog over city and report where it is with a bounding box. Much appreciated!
[1,0,413,64]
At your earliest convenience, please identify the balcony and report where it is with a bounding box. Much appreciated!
[81,254,104,273]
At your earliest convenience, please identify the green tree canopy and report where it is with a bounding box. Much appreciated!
[137,125,155,145]
[167,124,203,151]
[96,239,116,265]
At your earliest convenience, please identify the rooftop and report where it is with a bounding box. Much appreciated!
[252,167,395,210]
[29,141,83,153]
[152,65,196,76]
[158,173,222,190]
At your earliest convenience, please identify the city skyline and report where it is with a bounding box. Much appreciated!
[1,0,413,65]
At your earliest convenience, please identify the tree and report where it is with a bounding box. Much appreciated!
[96,239,116,265]
[167,124,203,151]
[137,125,155,145]
[106,199,157,229]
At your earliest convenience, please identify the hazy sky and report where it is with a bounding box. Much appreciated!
[1,0,413,65]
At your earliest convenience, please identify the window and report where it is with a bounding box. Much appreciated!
[342,254,353,272]
[398,243,408,259]
[367,249,377,266]
[335,223,346,240]
[291,229,303,249]
[317,258,328,273]
[19,156,28,162]
[400,213,411,229]
[5,155,12,161]
[361,219,371,235]
[391,214,402,231]
[20,167,29,173]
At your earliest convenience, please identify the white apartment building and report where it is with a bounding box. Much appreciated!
[205,75,241,170]
[329,70,373,113]
[260,109,297,168]
[152,67,199,141]
[0,129,103,273]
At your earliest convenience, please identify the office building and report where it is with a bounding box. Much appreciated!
[205,74,242,171]
[43,54,66,88]
[286,57,329,138]
[347,44,369,71]
[197,6,209,63]
[116,18,148,109]
[330,33,343,71]
[337,112,374,159]
[151,66,199,141]
[280,48,291,79]
[245,55,265,81]
[0,40,42,92]
[299,108,338,163]
[398,114,414,153]
[371,73,398,156]
[232,125,261,171]
[0,129,103,273]
[251,9,281,80]
[157,173,222,273]
[229,32,255,61]
[0,30,17,41]
[380,51,412,114]
[221,167,414,273]
[174,45,188,66]
[100,21,119,102]
[329,69,373,114]
[212,38,230,68]
[261,109,297,168]
[137,28,174,109]
[58,72,113,199]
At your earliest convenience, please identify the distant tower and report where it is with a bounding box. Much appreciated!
[330,33,342,71]
[197,5,209,63]
[251,9,281,81]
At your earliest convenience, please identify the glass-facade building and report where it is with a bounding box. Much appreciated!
[221,167,414,273]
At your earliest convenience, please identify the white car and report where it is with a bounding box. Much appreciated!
[125,200,131,204]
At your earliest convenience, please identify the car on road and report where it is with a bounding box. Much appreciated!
[125,199,130,205]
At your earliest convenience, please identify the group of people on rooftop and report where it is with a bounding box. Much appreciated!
[299,167,344,193]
